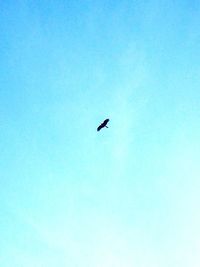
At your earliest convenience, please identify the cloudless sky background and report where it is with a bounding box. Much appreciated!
[0,1,200,266]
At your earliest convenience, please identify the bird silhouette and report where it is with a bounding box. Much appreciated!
[97,119,109,131]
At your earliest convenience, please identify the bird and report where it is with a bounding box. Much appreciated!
[97,119,109,131]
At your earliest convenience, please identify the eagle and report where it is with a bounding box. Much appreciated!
[97,119,109,131]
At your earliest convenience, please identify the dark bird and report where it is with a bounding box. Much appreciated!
[97,119,109,131]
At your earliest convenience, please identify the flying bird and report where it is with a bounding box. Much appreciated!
[97,119,109,131]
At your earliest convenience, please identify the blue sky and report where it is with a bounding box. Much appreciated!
[0,1,200,266]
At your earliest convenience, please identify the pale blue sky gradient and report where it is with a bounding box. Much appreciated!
[0,1,200,266]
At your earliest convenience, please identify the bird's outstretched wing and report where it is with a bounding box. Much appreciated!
[103,119,109,125]
[97,125,103,131]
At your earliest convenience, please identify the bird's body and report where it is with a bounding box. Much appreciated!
[97,119,109,131]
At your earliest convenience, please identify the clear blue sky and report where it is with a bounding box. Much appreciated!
[0,1,200,266]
